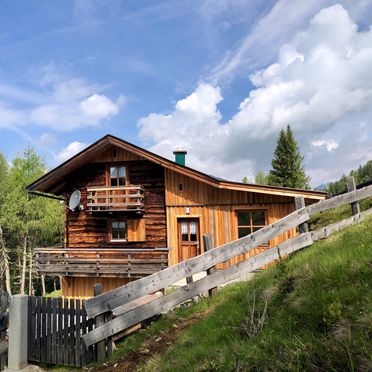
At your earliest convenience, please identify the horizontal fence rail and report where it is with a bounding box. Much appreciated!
[81,183,372,346]
[84,207,310,318]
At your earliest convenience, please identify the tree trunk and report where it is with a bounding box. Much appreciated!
[0,225,11,295]
[28,247,33,295]
[41,275,46,296]
[20,234,28,294]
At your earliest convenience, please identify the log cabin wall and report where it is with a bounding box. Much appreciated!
[61,147,167,297]
[65,148,167,250]
[165,169,296,268]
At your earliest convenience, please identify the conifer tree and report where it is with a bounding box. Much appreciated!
[255,171,268,185]
[268,125,310,189]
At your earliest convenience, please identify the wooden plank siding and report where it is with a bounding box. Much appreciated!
[65,159,166,250]
[59,145,167,298]
[165,169,297,268]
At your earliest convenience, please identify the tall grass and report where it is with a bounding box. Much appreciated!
[143,215,372,371]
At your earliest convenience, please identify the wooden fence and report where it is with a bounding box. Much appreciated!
[0,292,9,371]
[82,178,372,347]
[5,177,372,369]
[27,292,112,368]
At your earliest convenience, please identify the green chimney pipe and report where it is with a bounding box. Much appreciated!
[173,148,187,166]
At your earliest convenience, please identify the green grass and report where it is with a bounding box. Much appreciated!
[44,289,62,298]
[142,215,372,371]
[308,196,372,230]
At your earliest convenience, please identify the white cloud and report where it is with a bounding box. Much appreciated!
[208,0,372,85]
[0,69,124,131]
[311,139,338,152]
[57,141,87,163]
[139,4,372,186]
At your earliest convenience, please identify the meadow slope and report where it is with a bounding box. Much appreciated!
[141,215,372,371]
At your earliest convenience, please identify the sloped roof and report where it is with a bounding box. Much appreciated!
[27,134,326,200]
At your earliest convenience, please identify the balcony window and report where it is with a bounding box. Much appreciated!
[110,220,127,241]
[110,166,126,186]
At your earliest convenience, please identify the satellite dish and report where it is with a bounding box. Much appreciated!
[68,190,81,211]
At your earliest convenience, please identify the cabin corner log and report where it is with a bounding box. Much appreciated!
[82,232,313,346]
[84,207,310,318]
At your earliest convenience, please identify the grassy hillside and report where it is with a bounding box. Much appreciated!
[142,215,372,371]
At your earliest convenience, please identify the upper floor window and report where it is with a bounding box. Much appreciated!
[237,210,266,238]
[110,166,126,186]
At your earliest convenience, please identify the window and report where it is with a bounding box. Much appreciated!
[110,166,126,186]
[180,220,198,242]
[110,220,127,241]
[237,210,266,238]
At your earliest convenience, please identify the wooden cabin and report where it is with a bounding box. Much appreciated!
[27,134,326,298]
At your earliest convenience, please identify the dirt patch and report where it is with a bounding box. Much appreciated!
[92,309,210,372]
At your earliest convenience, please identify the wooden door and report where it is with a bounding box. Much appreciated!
[178,218,200,261]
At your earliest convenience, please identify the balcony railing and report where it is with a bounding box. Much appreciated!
[86,185,145,212]
[35,247,169,278]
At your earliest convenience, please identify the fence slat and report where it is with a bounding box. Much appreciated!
[57,297,63,365]
[40,297,47,364]
[75,299,81,367]
[69,298,75,367]
[63,298,69,365]
[81,302,88,367]
[36,297,41,363]
[46,297,52,364]
[52,298,58,365]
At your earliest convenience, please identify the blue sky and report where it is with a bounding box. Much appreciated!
[0,0,372,186]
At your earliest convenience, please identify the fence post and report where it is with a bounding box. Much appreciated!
[7,295,29,371]
[347,176,360,215]
[203,234,217,297]
[295,196,309,234]
[94,284,106,362]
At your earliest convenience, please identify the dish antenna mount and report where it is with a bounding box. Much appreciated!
[68,190,81,212]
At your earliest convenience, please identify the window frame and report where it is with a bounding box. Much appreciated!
[106,164,128,187]
[108,218,127,243]
[235,209,268,240]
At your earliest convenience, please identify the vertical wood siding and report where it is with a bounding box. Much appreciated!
[165,169,296,268]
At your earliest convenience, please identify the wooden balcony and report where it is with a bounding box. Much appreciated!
[86,185,145,212]
[35,247,169,279]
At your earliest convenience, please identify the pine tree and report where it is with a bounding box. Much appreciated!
[268,125,310,189]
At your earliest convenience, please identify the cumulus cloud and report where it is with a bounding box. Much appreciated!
[0,71,125,131]
[57,141,87,163]
[139,4,372,186]
[311,139,338,152]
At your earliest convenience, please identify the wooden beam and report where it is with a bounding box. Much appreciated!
[84,207,309,318]
[347,176,361,215]
[308,184,372,214]
[295,196,309,233]
[83,233,313,346]
[203,234,217,297]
